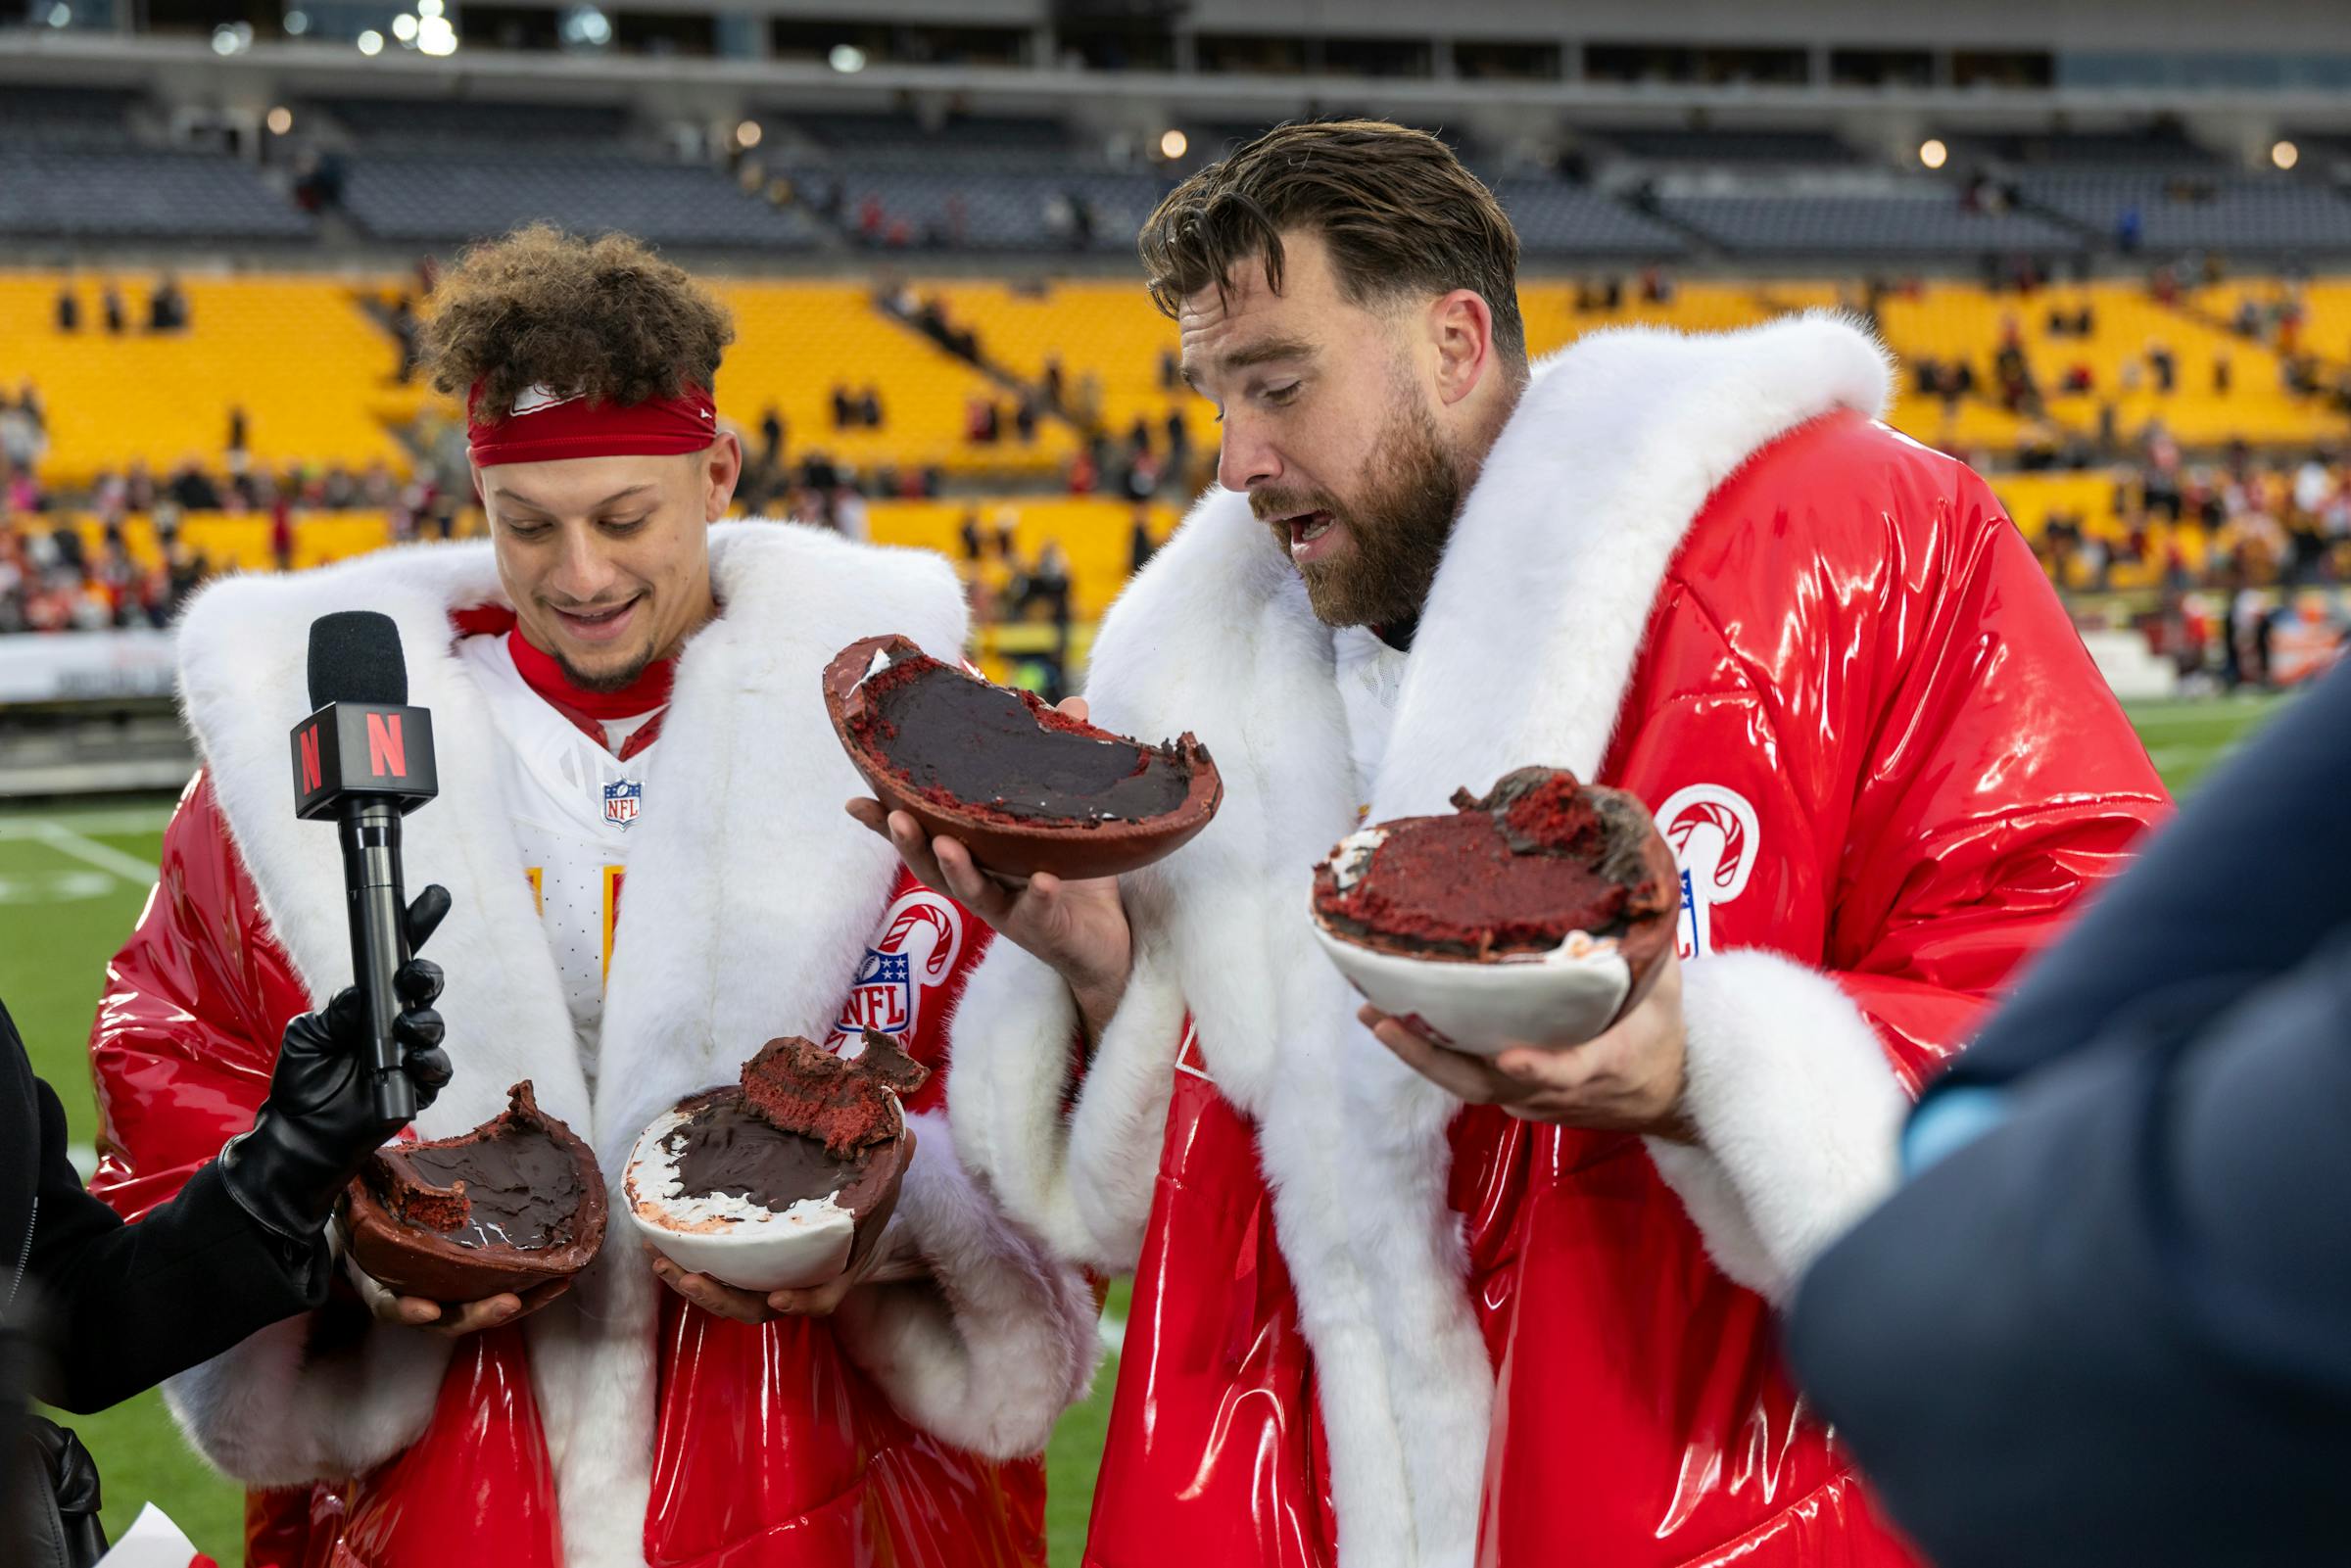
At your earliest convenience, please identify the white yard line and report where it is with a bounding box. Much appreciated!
[0,806,175,837]
[25,822,160,886]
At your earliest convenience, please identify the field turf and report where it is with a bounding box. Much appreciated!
[0,692,2285,1563]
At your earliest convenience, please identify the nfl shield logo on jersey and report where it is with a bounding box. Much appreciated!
[602,779,643,829]
[829,888,965,1047]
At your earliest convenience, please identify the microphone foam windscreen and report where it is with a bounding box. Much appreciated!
[308,610,408,709]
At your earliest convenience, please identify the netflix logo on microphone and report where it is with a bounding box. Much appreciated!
[291,703,439,820]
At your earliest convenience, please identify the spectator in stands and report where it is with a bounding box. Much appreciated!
[0,396,44,475]
[967,398,1002,444]
[1122,451,1161,503]
[1014,396,1039,445]
[101,281,125,336]
[359,460,397,509]
[167,462,220,512]
[390,295,419,385]
[228,405,250,459]
[759,405,785,471]
[146,274,189,334]
[1022,540,1072,629]
[831,385,853,431]
[1994,320,2039,415]
[858,385,884,429]
[1128,502,1157,575]
[958,508,983,562]
[54,282,78,334]
[1157,348,1178,393]
[2147,341,2178,395]
[832,483,869,544]
[1044,356,1067,409]
[269,493,295,573]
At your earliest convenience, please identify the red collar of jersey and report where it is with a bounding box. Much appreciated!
[503,627,676,719]
[448,607,674,759]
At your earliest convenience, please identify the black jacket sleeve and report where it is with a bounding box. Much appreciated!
[6,1006,330,1415]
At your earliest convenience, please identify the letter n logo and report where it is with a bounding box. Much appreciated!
[299,725,322,793]
[366,713,406,779]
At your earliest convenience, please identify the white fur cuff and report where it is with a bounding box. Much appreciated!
[163,1309,452,1489]
[1643,949,1907,1304]
[832,1111,1099,1458]
[947,939,1180,1273]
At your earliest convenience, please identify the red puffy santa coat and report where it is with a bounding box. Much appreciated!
[944,317,2170,1568]
[88,524,1097,1568]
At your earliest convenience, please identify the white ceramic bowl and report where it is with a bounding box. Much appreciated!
[1314,920,1632,1056]
[622,1104,857,1293]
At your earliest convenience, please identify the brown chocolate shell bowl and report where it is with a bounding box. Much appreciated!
[622,1031,925,1294]
[1309,768,1679,1054]
[825,633,1222,880]
[343,1080,607,1303]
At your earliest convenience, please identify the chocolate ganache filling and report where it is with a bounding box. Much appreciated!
[667,1100,866,1214]
[379,1125,585,1252]
[859,655,1191,825]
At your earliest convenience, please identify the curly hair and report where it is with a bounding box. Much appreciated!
[419,224,736,419]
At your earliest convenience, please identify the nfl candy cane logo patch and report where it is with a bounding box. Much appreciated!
[1655,783,1760,961]
[603,779,643,828]
[830,889,965,1048]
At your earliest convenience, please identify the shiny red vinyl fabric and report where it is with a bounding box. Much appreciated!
[87,776,1044,1568]
[1080,412,2171,1567]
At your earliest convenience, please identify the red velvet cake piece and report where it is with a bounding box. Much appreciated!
[1313,768,1676,961]
[740,1030,931,1160]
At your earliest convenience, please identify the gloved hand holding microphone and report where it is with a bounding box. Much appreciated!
[214,884,454,1251]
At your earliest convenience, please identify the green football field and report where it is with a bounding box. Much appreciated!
[0,692,2288,1563]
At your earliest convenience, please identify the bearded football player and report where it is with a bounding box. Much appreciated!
[87,225,1094,1568]
[866,122,2171,1567]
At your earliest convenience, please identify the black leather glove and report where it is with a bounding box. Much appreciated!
[216,885,455,1246]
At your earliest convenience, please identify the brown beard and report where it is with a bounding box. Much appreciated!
[1257,394,1462,629]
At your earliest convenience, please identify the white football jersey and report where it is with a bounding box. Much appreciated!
[456,633,663,1091]
[1332,624,1409,820]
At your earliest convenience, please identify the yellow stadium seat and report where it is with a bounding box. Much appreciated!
[710,281,1076,479]
[1,272,421,486]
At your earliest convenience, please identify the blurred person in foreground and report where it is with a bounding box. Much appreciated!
[1790,662,2351,1567]
[865,119,2168,1567]
[83,225,1091,1568]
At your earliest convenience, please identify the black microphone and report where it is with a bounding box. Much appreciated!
[291,611,441,1123]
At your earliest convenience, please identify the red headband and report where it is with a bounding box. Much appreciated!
[466,381,718,467]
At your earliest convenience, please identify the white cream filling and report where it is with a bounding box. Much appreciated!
[623,1105,851,1237]
[1505,927,1622,967]
[1323,827,1388,892]
[863,645,893,684]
